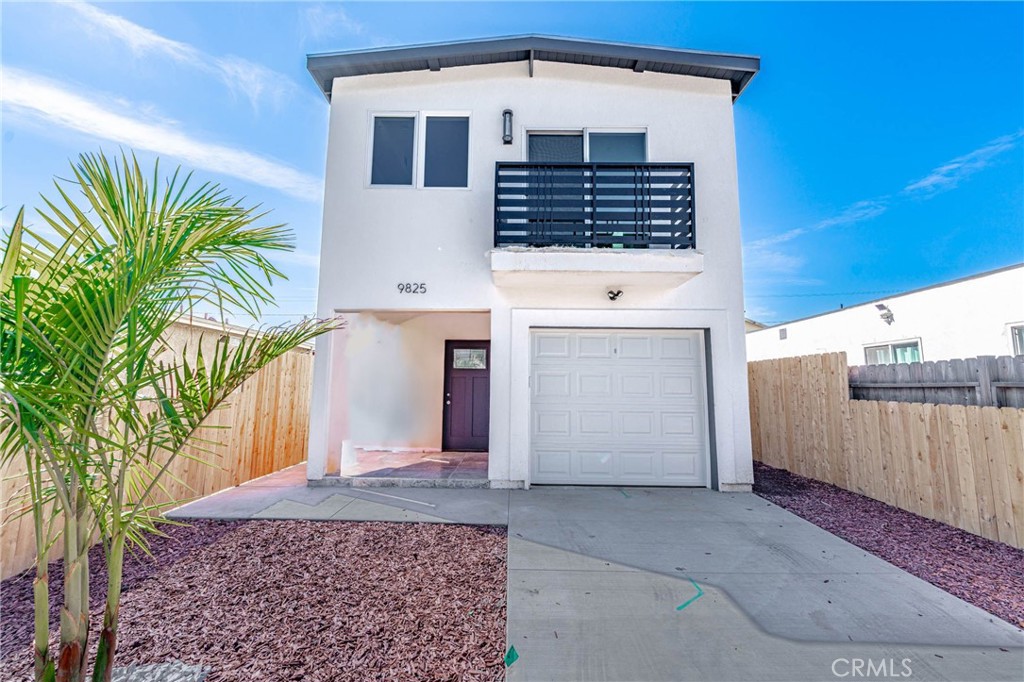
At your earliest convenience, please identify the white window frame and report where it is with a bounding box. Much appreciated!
[366,111,472,190]
[1010,323,1024,355]
[521,127,649,162]
[863,338,924,365]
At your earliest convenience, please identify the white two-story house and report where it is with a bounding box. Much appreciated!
[304,36,759,491]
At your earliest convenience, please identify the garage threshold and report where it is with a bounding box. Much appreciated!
[311,474,493,489]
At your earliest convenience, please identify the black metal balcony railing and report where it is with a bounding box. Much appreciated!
[494,162,695,249]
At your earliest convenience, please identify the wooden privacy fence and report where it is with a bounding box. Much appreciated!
[0,320,315,579]
[749,352,1024,549]
[849,355,1024,408]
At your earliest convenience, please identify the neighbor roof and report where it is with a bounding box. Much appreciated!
[306,35,760,102]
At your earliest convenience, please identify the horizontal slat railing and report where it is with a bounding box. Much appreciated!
[494,162,695,249]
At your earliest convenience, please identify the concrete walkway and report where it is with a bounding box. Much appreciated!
[169,466,1024,681]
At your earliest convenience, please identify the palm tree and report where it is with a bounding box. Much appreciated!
[0,151,338,682]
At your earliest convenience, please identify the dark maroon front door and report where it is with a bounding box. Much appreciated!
[442,340,490,451]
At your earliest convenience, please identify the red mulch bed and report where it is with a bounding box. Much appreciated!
[754,461,1024,629]
[1,520,507,681]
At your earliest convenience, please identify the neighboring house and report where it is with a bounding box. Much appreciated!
[304,36,759,490]
[746,264,1024,363]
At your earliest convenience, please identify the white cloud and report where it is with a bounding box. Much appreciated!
[748,130,1021,255]
[302,3,366,43]
[2,68,323,203]
[903,130,1024,196]
[65,1,299,110]
[748,199,889,250]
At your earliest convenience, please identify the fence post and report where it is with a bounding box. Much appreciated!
[975,356,996,407]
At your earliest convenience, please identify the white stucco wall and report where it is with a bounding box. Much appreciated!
[308,60,752,487]
[746,266,1024,363]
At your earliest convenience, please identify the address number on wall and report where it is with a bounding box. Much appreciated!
[397,283,427,294]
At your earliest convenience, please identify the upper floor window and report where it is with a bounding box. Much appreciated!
[588,132,646,162]
[1012,325,1024,356]
[864,340,921,365]
[370,116,415,186]
[423,116,469,188]
[369,113,470,188]
[526,130,647,163]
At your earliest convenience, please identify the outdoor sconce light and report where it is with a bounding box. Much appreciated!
[502,109,514,144]
[876,303,895,325]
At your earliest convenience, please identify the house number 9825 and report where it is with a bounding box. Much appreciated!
[397,283,427,294]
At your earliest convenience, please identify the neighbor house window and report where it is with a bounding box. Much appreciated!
[865,341,921,365]
[1012,325,1024,356]
[370,116,415,185]
[893,342,921,364]
[423,116,469,188]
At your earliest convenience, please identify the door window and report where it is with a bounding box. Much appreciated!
[453,348,487,369]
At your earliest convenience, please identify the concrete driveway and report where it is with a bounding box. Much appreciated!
[170,469,1024,681]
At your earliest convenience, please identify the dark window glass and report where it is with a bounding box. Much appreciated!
[371,117,415,185]
[424,117,469,187]
[588,132,647,162]
[528,134,584,162]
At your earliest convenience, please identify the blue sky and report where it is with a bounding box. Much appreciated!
[2,2,1022,325]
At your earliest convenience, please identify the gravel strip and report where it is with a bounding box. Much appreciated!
[1,520,507,681]
[754,461,1024,629]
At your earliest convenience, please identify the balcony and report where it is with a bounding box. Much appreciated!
[490,162,703,289]
[494,162,696,249]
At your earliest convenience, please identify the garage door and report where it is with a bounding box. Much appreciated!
[530,329,709,486]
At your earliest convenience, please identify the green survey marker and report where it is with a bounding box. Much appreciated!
[676,578,704,611]
[504,645,520,667]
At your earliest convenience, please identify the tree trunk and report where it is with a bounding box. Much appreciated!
[55,490,90,682]
[91,534,125,682]
[33,567,54,682]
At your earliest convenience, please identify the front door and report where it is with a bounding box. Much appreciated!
[442,340,490,451]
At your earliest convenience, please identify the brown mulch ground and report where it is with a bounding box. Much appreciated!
[1,520,507,681]
[754,461,1024,629]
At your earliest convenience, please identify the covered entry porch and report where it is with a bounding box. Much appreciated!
[306,310,492,484]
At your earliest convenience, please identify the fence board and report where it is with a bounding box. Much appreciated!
[1000,408,1024,548]
[0,320,315,579]
[749,352,1024,549]
[849,355,1024,407]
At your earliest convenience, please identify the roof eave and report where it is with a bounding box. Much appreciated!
[306,35,760,102]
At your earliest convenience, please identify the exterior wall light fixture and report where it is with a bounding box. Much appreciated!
[876,303,894,325]
[502,109,514,144]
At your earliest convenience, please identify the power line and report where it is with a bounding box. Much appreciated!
[746,289,902,298]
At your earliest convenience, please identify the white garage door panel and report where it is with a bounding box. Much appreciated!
[530,329,708,486]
